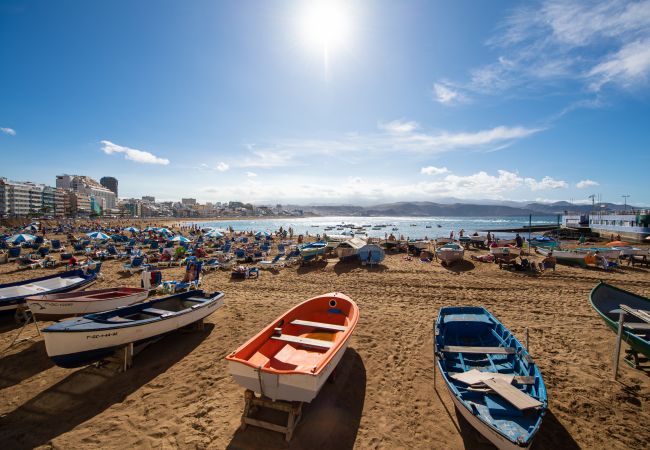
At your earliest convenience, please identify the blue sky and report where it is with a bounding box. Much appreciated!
[1,0,649,205]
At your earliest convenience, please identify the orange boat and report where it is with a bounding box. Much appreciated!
[226,292,359,402]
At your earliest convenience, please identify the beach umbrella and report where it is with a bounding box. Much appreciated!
[123,226,140,233]
[206,230,224,238]
[255,231,271,238]
[170,235,191,243]
[606,240,630,247]
[157,228,172,235]
[5,233,36,244]
[143,226,157,232]
[87,231,110,240]
[22,224,38,232]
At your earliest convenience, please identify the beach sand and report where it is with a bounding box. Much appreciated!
[0,244,649,449]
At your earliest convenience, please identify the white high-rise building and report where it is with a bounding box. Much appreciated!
[56,174,116,211]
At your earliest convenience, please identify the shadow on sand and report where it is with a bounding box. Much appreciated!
[227,347,366,450]
[0,340,53,390]
[296,259,328,274]
[442,259,475,273]
[0,323,214,450]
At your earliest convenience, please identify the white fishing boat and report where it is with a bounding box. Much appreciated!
[43,289,224,368]
[536,247,586,266]
[436,243,465,266]
[26,287,148,320]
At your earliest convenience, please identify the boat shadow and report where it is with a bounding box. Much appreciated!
[0,340,53,390]
[532,409,580,450]
[443,260,475,273]
[0,312,21,332]
[227,347,366,449]
[0,323,214,449]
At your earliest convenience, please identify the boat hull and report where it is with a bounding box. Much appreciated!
[227,340,348,402]
[437,249,464,264]
[26,288,148,319]
[445,384,532,450]
[43,292,224,368]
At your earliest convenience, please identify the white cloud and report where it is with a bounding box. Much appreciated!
[101,140,170,165]
[432,83,463,104]
[216,162,229,172]
[1,127,16,136]
[198,170,568,203]
[378,120,419,133]
[524,176,568,191]
[576,179,599,189]
[420,166,449,175]
[240,122,543,169]
[246,171,258,177]
[588,38,650,91]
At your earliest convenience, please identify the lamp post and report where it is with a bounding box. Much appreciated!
[622,195,630,212]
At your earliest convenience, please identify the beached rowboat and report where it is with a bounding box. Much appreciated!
[436,243,465,266]
[43,289,225,368]
[435,307,547,450]
[226,292,359,402]
[26,287,148,320]
[0,266,101,312]
[535,247,586,266]
[590,282,650,359]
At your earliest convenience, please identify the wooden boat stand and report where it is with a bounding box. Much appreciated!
[613,305,650,379]
[239,389,303,442]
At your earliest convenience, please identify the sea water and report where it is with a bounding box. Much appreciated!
[191,216,558,240]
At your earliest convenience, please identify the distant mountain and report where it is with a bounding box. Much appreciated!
[300,201,637,217]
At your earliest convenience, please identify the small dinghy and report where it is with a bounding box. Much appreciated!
[43,289,224,368]
[436,243,465,266]
[536,247,586,267]
[26,287,148,320]
[0,265,101,312]
[226,292,359,402]
[435,307,547,450]
[590,282,650,359]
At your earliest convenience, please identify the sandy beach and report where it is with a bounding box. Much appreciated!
[1,240,649,450]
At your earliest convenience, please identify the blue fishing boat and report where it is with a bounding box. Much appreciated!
[43,289,224,368]
[0,264,101,313]
[435,307,547,449]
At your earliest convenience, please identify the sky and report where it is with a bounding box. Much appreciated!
[1,0,649,206]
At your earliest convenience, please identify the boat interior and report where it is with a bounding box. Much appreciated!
[98,294,208,322]
[232,297,354,373]
[593,285,650,339]
[437,309,544,443]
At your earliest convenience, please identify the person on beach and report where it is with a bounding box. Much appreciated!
[515,233,523,248]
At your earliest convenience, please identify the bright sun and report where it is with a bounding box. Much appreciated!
[299,1,352,55]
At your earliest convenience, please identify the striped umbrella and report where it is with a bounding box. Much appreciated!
[170,235,191,243]
[87,231,110,240]
[123,226,140,233]
[6,233,36,244]
[206,230,224,238]
[157,228,172,235]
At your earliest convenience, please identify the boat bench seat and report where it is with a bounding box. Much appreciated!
[624,323,650,331]
[142,307,174,317]
[443,346,515,354]
[272,334,334,349]
[290,319,347,332]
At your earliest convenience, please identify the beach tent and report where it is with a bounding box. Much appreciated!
[358,243,385,265]
[5,233,36,244]
[87,231,110,240]
[123,226,140,233]
[170,235,191,243]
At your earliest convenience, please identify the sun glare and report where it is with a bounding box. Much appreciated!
[298,0,352,77]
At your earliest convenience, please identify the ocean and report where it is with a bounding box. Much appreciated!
[191,215,559,240]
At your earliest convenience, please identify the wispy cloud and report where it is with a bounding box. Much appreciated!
[576,179,599,189]
[432,83,464,105]
[246,171,257,178]
[1,127,16,136]
[435,0,650,100]
[216,162,229,172]
[421,166,449,175]
[101,140,170,165]
[239,121,543,168]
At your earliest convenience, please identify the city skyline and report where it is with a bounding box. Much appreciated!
[1,0,649,205]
